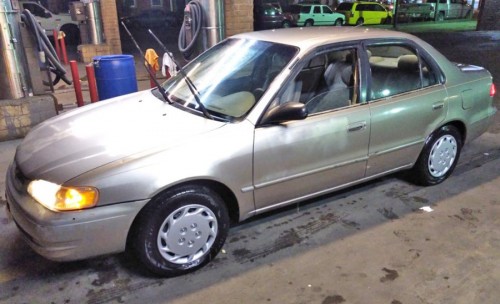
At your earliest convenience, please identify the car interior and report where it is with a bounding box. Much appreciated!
[367,45,438,100]
[274,48,357,114]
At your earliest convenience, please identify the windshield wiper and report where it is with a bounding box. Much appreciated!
[148,29,213,120]
[120,22,173,104]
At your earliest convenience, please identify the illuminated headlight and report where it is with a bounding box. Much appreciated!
[28,180,99,211]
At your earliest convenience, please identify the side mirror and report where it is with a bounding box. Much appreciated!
[260,102,308,125]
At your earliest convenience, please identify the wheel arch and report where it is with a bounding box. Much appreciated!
[125,179,240,251]
[131,178,240,227]
[439,120,466,146]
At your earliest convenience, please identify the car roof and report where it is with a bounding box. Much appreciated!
[232,27,417,51]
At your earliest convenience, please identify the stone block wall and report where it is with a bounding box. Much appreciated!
[0,95,57,141]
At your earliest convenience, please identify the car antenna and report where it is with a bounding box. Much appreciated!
[120,21,173,104]
[147,28,213,120]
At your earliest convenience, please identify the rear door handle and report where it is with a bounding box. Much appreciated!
[348,121,366,132]
[433,103,444,110]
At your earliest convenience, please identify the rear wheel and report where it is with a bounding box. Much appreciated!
[305,19,314,27]
[411,125,462,186]
[282,20,291,28]
[129,185,229,277]
[356,18,364,25]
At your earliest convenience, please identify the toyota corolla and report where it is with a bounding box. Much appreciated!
[5,27,496,277]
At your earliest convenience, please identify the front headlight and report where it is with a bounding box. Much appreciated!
[28,180,99,211]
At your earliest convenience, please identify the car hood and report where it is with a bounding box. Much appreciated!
[15,90,225,183]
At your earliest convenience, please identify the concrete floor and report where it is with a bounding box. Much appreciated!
[0,29,499,304]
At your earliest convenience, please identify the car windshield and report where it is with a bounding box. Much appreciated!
[162,38,298,121]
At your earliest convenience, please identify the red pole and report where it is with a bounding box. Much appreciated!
[70,60,84,107]
[53,29,61,60]
[86,63,99,103]
[59,31,69,65]
[149,66,157,88]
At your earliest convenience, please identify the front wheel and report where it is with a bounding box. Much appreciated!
[356,18,364,26]
[411,125,462,186]
[334,18,343,26]
[129,185,229,277]
[385,16,392,25]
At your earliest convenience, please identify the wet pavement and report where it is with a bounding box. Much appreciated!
[0,27,499,304]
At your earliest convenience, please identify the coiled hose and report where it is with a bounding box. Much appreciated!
[178,0,204,60]
[21,9,72,86]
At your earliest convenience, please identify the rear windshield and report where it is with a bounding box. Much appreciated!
[337,3,354,10]
[300,5,312,13]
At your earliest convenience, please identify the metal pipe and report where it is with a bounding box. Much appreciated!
[86,0,104,44]
[0,0,31,99]
[199,0,225,48]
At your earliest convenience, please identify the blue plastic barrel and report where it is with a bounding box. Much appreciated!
[93,55,138,100]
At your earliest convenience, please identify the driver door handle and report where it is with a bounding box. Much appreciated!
[348,121,367,132]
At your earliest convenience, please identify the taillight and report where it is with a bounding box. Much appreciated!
[491,83,497,97]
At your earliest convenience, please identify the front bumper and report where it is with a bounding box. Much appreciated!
[5,162,149,261]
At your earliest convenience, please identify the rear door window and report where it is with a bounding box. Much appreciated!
[367,44,440,100]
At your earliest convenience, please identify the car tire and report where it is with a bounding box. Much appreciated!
[129,185,229,277]
[305,20,314,27]
[282,20,291,28]
[385,16,392,24]
[411,125,462,186]
[334,18,343,26]
[356,18,364,25]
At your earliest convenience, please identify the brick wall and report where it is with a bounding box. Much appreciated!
[224,0,254,37]
[101,0,122,53]
[476,0,500,30]
[78,0,122,62]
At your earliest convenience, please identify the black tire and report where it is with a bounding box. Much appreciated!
[385,16,392,25]
[356,18,364,25]
[282,20,291,28]
[334,18,343,26]
[129,185,229,277]
[411,125,462,186]
[305,19,314,27]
